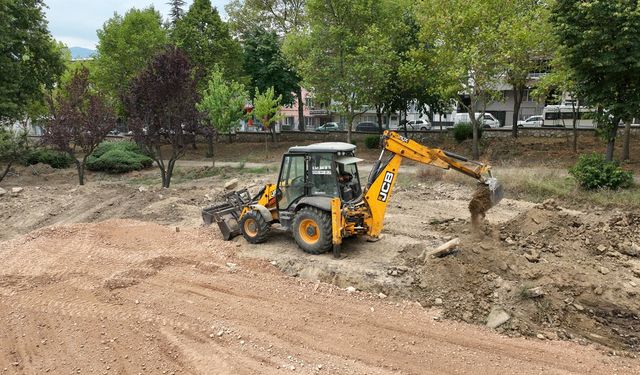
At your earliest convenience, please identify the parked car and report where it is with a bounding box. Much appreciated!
[454,112,501,128]
[316,122,340,132]
[355,121,380,132]
[407,119,432,130]
[517,115,543,127]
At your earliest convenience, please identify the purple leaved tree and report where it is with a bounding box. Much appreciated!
[44,67,116,185]
[124,46,201,188]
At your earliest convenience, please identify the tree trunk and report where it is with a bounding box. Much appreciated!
[206,134,214,158]
[511,86,524,138]
[227,132,233,144]
[164,159,176,188]
[571,103,578,154]
[0,161,13,183]
[156,159,167,187]
[75,160,85,186]
[472,120,479,160]
[376,106,384,133]
[623,120,631,161]
[605,120,619,162]
[346,116,353,144]
[296,86,305,131]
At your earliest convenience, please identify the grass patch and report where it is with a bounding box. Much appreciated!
[127,165,273,186]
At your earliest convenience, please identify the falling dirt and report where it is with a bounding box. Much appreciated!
[469,182,493,229]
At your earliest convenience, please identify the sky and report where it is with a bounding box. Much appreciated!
[44,0,230,49]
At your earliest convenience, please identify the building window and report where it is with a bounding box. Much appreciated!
[305,97,314,108]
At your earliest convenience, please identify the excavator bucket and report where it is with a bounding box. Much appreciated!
[485,177,504,207]
[202,189,252,241]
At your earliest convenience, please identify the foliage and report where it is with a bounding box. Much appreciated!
[569,153,633,191]
[168,0,186,25]
[364,135,380,149]
[414,0,510,159]
[242,27,298,106]
[252,87,283,129]
[452,123,483,144]
[94,7,168,110]
[23,148,74,169]
[0,0,65,121]
[173,0,244,86]
[226,0,306,37]
[551,0,640,161]
[44,67,117,185]
[124,46,200,188]
[283,0,390,142]
[197,67,247,146]
[86,142,152,173]
[0,126,30,181]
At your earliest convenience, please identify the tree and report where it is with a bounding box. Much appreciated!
[124,47,200,188]
[173,0,244,86]
[0,125,29,183]
[253,86,283,149]
[552,0,640,162]
[242,27,299,107]
[197,67,248,163]
[227,0,307,130]
[415,0,509,159]
[283,0,389,143]
[0,0,65,121]
[501,0,553,138]
[168,0,186,25]
[94,7,168,110]
[44,67,116,185]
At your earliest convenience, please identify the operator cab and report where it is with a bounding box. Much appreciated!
[277,142,363,215]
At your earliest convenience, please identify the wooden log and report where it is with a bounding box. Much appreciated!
[422,238,460,260]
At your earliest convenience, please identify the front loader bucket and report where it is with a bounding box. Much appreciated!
[485,177,504,207]
[469,178,504,221]
[202,189,252,241]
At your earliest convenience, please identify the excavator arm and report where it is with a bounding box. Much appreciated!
[362,131,503,237]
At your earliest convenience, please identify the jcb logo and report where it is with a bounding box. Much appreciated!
[377,171,395,202]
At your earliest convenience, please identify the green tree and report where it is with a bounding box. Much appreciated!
[0,126,29,183]
[227,0,308,131]
[552,0,640,162]
[243,27,299,107]
[94,7,168,110]
[253,86,283,149]
[173,0,244,85]
[283,0,388,142]
[501,0,553,138]
[197,67,248,163]
[168,0,186,25]
[0,0,65,121]
[415,0,509,159]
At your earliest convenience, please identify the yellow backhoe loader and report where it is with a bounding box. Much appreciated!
[203,131,503,256]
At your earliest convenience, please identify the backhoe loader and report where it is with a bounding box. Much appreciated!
[202,131,503,256]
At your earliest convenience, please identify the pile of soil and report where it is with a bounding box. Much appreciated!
[400,199,640,352]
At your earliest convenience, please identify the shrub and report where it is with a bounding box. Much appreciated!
[24,149,74,168]
[452,122,483,143]
[86,141,153,173]
[569,153,633,190]
[364,135,380,149]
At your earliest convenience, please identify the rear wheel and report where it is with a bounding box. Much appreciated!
[292,207,332,254]
[239,210,270,244]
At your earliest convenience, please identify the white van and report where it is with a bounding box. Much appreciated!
[453,112,501,128]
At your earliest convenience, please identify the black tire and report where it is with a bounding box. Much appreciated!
[239,210,270,244]
[292,207,332,254]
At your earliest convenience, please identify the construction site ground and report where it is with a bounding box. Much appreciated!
[2,136,640,374]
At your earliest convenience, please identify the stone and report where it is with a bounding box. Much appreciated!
[573,303,585,311]
[486,308,511,329]
[434,298,443,306]
[224,178,239,190]
[536,333,546,340]
[11,187,23,194]
[632,267,640,278]
[217,330,224,337]
[378,293,387,299]
[138,186,148,192]
[0,187,6,196]
[524,287,545,298]
[596,244,607,253]
[598,266,610,275]
[345,286,357,293]
[622,243,640,257]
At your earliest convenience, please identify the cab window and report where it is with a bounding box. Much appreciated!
[278,155,306,209]
[310,153,338,197]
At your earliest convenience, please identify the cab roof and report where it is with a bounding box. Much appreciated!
[288,142,356,154]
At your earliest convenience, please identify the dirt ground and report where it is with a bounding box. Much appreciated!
[1,156,640,373]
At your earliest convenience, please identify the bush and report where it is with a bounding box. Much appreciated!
[24,149,74,169]
[452,122,483,143]
[364,135,380,149]
[569,153,633,190]
[86,141,153,173]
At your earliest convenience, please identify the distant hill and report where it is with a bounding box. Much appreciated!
[69,47,96,60]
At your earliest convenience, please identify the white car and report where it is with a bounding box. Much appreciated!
[517,115,543,127]
[454,112,501,128]
[406,119,432,130]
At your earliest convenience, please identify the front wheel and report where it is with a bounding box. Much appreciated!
[239,210,270,244]
[292,207,332,254]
